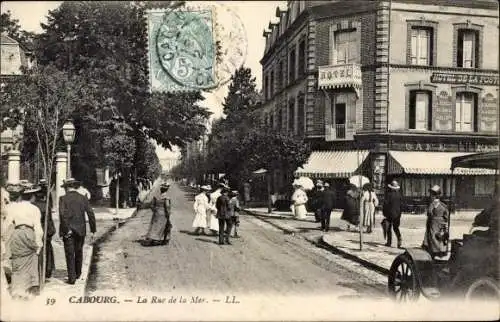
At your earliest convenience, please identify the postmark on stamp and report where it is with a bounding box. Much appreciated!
[147,3,247,93]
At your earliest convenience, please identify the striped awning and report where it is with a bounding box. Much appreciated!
[388,151,496,175]
[295,150,369,178]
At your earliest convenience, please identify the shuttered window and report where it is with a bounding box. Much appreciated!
[457,29,478,68]
[334,30,358,65]
[409,91,432,130]
[410,28,432,65]
[455,92,477,132]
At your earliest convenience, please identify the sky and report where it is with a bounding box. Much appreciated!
[1,1,286,159]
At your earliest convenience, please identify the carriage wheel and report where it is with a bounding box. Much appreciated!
[465,277,500,302]
[388,254,420,301]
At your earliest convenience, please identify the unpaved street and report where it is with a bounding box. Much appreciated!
[87,183,387,299]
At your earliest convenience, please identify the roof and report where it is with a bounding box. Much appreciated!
[295,150,369,178]
[451,152,499,171]
[388,151,497,175]
[1,33,18,45]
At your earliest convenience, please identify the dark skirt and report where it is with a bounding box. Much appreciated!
[9,227,39,297]
[142,206,172,247]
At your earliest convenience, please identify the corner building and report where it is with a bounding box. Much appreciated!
[259,0,499,209]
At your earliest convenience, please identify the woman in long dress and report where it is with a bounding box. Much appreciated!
[192,185,211,235]
[140,183,173,247]
[361,183,379,233]
[207,185,222,235]
[291,183,308,220]
[422,185,449,258]
[341,184,361,231]
[5,186,43,300]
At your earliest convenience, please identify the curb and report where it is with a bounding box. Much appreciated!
[244,209,389,276]
[318,236,390,276]
[83,209,138,295]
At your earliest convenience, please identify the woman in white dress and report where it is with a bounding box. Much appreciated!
[192,185,211,235]
[207,184,223,235]
[291,183,308,220]
[361,183,379,233]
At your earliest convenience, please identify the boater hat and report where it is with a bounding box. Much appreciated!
[61,178,80,188]
[388,180,400,190]
[201,185,211,191]
[429,185,442,195]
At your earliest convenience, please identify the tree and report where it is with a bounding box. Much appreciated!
[0,63,93,288]
[0,11,35,49]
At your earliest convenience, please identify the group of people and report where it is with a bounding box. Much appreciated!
[191,182,241,245]
[1,178,96,300]
[308,180,336,232]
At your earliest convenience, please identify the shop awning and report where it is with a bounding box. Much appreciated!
[295,150,369,178]
[388,151,496,175]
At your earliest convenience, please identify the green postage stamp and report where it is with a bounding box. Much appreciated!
[147,8,217,92]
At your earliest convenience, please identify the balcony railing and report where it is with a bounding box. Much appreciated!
[318,64,362,90]
[325,123,353,141]
[335,124,346,139]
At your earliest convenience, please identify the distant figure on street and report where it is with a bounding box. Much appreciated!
[243,181,251,205]
[291,182,308,220]
[207,184,222,235]
[383,180,403,248]
[139,182,172,247]
[33,181,56,279]
[311,180,324,223]
[341,184,361,231]
[229,190,241,238]
[422,185,449,257]
[59,178,96,284]
[321,182,336,232]
[216,187,232,245]
[361,183,379,233]
[192,185,211,235]
[4,186,44,300]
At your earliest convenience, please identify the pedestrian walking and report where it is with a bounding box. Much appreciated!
[321,182,336,232]
[4,186,44,300]
[33,182,55,279]
[361,183,379,233]
[216,187,232,245]
[422,185,449,258]
[140,182,172,247]
[291,182,308,220]
[341,184,361,231]
[229,190,241,238]
[383,180,403,248]
[311,180,324,223]
[59,178,96,284]
[192,185,211,235]
[207,184,222,235]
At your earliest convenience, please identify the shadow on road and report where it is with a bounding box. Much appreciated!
[194,237,219,245]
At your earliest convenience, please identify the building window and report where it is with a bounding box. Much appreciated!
[288,99,295,133]
[457,29,479,68]
[410,27,432,66]
[270,71,274,97]
[277,61,283,90]
[474,176,495,196]
[298,39,306,77]
[289,47,296,83]
[455,92,478,132]
[334,30,358,65]
[409,91,432,130]
[297,95,305,136]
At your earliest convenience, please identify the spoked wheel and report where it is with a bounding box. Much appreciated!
[388,254,420,301]
[465,277,500,302]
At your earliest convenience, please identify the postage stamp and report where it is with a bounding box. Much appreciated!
[147,3,247,93]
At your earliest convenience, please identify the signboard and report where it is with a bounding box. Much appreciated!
[392,142,499,152]
[480,94,498,132]
[371,154,386,195]
[431,73,499,86]
[434,91,453,131]
[318,64,362,89]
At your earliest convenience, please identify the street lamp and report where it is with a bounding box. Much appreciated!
[62,120,76,178]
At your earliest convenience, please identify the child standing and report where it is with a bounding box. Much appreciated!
[229,190,241,238]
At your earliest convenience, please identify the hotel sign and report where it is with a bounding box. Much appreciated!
[318,64,362,89]
[431,73,499,86]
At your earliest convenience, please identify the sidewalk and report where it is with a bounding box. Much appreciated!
[40,207,137,298]
[244,207,475,274]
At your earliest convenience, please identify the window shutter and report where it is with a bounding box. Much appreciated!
[455,95,462,131]
[415,92,428,130]
[457,31,464,67]
[348,31,359,63]
[419,30,429,65]
[463,31,474,68]
[409,91,416,129]
[324,93,334,141]
[411,29,418,64]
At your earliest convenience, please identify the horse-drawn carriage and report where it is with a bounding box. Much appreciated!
[387,152,499,301]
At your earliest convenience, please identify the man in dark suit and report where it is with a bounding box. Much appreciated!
[59,178,96,284]
[321,182,336,232]
[383,181,403,248]
[215,187,232,245]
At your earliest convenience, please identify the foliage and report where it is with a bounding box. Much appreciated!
[0,11,36,49]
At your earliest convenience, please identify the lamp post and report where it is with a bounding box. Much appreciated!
[62,120,76,179]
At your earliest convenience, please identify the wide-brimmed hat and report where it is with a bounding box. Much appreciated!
[388,180,400,190]
[39,179,48,186]
[316,180,324,187]
[429,185,442,195]
[201,185,211,191]
[61,178,80,188]
[22,186,41,195]
[5,184,24,194]
[231,190,239,195]
[324,182,330,188]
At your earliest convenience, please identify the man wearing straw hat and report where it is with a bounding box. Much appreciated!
[59,178,96,284]
[383,180,403,248]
